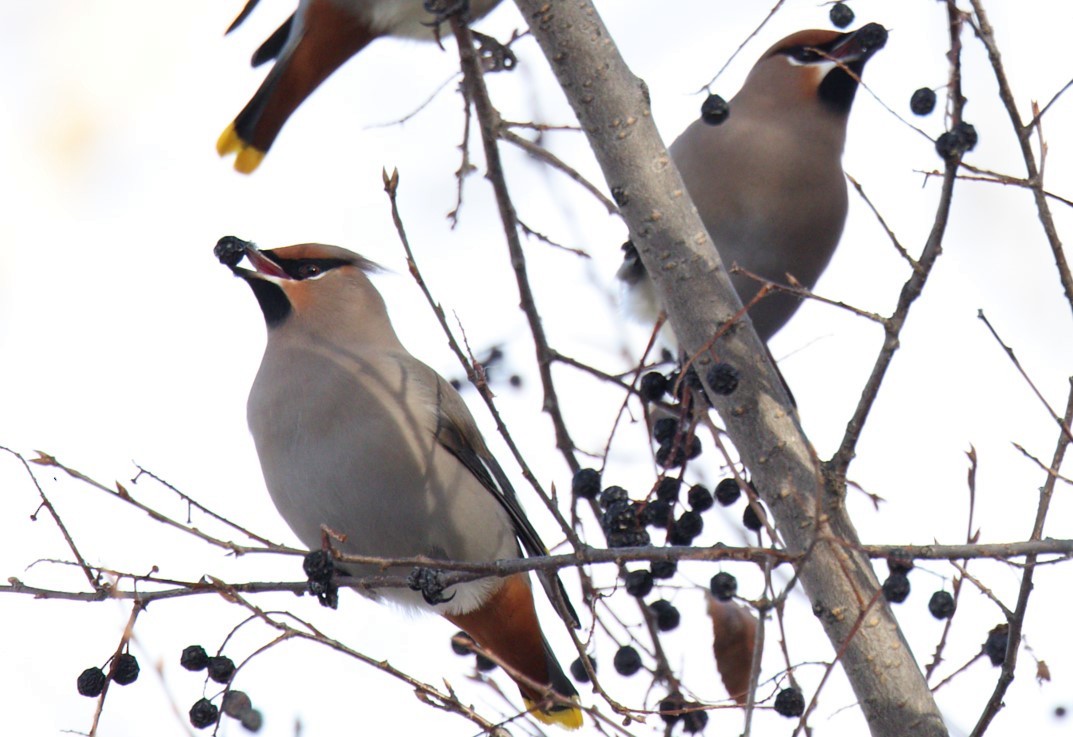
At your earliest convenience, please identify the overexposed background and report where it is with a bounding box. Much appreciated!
[2,1,1071,735]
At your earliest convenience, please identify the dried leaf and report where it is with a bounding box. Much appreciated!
[1037,660,1051,683]
[707,592,757,705]
[30,451,57,466]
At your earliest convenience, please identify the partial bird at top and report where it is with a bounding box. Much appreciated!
[217,0,502,173]
[619,23,887,346]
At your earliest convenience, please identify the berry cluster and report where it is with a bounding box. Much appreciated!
[449,630,498,672]
[659,693,709,733]
[76,652,140,698]
[180,645,261,731]
[303,550,339,609]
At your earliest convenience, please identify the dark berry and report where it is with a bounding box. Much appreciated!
[659,694,686,724]
[569,656,595,683]
[706,362,740,396]
[650,560,677,579]
[936,121,978,161]
[222,690,253,718]
[654,477,681,502]
[668,510,703,545]
[714,478,741,506]
[613,645,642,676]
[639,372,669,402]
[111,653,140,686]
[476,653,498,672]
[700,94,730,126]
[774,686,806,717]
[624,569,654,598]
[882,572,910,604]
[710,572,737,601]
[928,591,956,619]
[608,529,651,548]
[910,87,937,115]
[829,2,854,28]
[688,484,713,511]
[855,22,888,52]
[508,374,522,388]
[207,655,236,684]
[601,500,637,536]
[450,630,474,656]
[181,645,209,671]
[571,468,601,500]
[214,236,250,268]
[743,502,765,532]
[984,624,1009,666]
[641,498,673,528]
[77,667,106,697]
[240,709,263,732]
[656,436,702,469]
[682,705,709,733]
[652,417,679,444]
[888,556,914,576]
[650,600,681,631]
[189,698,220,729]
[599,485,629,508]
[302,549,333,582]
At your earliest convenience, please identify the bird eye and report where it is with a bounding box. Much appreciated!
[789,46,823,63]
[297,263,321,279]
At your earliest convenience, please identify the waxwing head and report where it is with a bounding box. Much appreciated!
[739,23,887,118]
[214,236,394,341]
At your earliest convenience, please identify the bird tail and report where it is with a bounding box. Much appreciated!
[217,2,375,173]
[446,574,582,729]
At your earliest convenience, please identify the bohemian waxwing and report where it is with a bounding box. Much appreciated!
[618,23,888,344]
[215,236,582,728]
[217,0,502,173]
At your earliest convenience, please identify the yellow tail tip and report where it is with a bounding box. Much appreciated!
[525,698,583,730]
[215,123,265,174]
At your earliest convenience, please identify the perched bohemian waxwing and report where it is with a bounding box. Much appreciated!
[618,23,887,344]
[215,236,582,728]
[216,0,502,173]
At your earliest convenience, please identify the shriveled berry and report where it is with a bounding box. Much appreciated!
[642,498,673,529]
[624,569,654,598]
[650,599,681,631]
[928,591,956,619]
[688,484,713,511]
[910,87,937,115]
[654,477,681,502]
[569,656,595,682]
[77,666,106,697]
[608,529,651,548]
[984,624,1009,666]
[829,2,854,28]
[602,500,637,535]
[650,560,677,579]
[475,653,497,672]
[111,653,140,686]
[682,705,709,733]
[668,510,703,545]
[706,362,740,395]
[936,121,978,161]
[450,630,474,656]
[613,645,642,676]
[659,693,686,724]
[189,698,220,729]
[240,709,263,732]
[639,372,669,402]
[714,478,741,506]
[882,572,910,604]
[710,571,737,601]
[774,686,806,717]
[743,502,765,532]
[888,556,914,575]
[222,690,253,718]
[302,549,333,582]
[652,417,679,444]
[571,468,601,500]
[656,436,702,469]
[599,485,629,508]
[181,645,209,671]
[207,655,236,684]
[701,94,730,126]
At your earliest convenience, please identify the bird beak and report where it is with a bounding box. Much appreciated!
[214,235,289,280]
[828,22,888,63]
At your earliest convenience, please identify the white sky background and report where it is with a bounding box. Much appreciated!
[1,1,1072,736]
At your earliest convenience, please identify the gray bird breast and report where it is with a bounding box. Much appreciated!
[247,345,517,596]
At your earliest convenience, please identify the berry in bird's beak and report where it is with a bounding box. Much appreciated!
[214,235,252,268]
